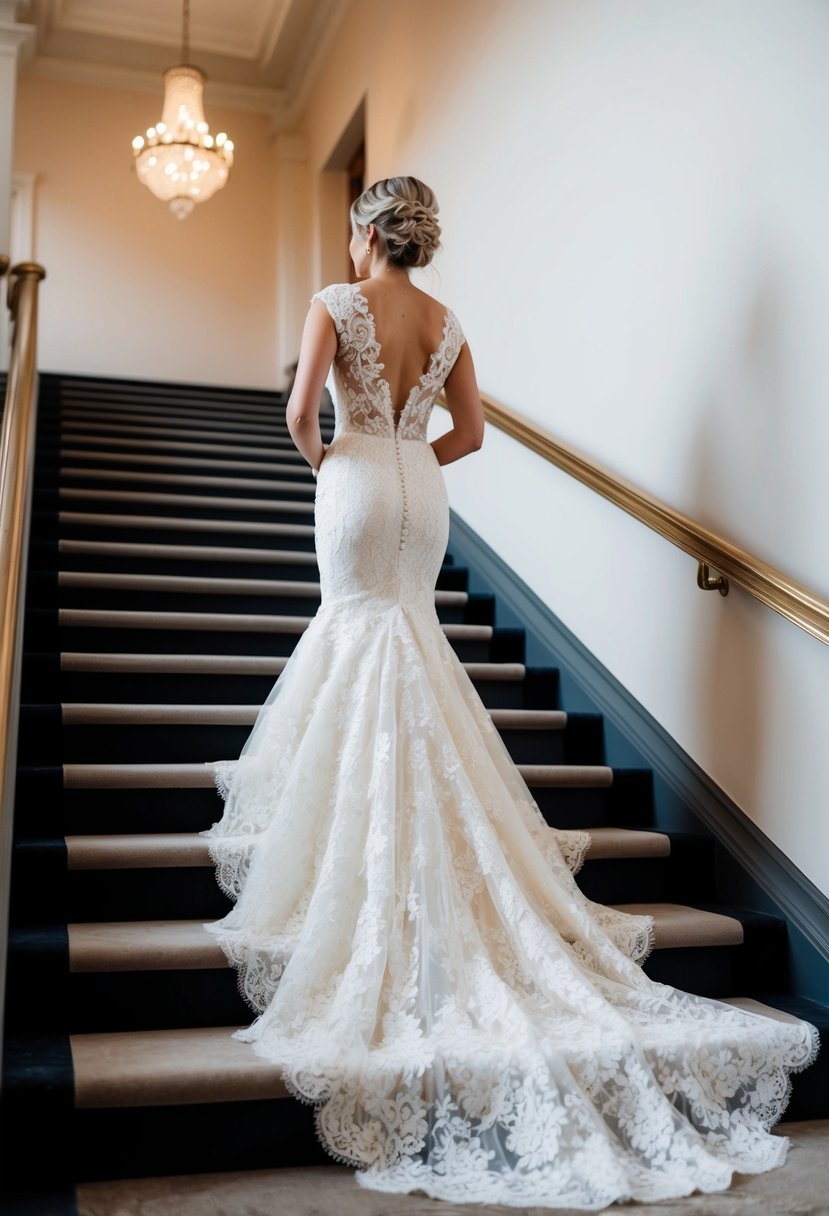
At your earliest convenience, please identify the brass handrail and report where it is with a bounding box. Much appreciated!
[445,391,829,647]
[0,260,46,1082]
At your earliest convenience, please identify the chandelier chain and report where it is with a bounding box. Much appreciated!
[182,0,190,65]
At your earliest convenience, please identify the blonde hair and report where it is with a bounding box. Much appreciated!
[351,176,442,269]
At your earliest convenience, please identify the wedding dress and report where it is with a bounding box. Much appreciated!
[201,281,819,1210]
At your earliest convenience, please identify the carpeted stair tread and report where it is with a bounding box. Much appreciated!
[55,571,468,606]
[67,832,215,869]
[64,826,669,870]
[581,826,670,859]
[57,539,320,564]
[59,510,315,536]
[65,904,744,975]
[68,920,227,971]
[61,760,614,789]
[58,652,527,680]
[57,704,560,727]
[611,902,744,948]
[69,1024,289,1108]
[59,488,316,514]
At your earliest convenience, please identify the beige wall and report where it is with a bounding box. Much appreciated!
[295,0,829,895]
[13,74,280,389]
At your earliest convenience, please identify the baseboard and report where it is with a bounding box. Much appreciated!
[447,508,829,996]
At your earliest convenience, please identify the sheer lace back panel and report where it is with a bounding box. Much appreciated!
[311,283,465,442]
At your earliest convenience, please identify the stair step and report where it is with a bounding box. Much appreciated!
[60,449,317,475]
[68,987,795,1111]
[54,572,468,606]
[59,511,315,537]
[60,420,310,447]
[52,434,312,459]
[63,826,668,871]
[60,760,613,789]
[55,703,561,728]
[50,608,492,638]
[57,651,525,680]
[61,410,299,437]
[58,488,316,515]
[70,1024,288,1108]
[60,468,318,494]
[612,902,744,948]
[57,384,287,413]
[58,539,320,565]
[61,403,293,427]
[65,903,735,975]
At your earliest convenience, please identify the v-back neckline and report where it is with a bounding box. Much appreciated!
[352,284,451,429]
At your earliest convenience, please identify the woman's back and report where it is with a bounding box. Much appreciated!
[352,278,452,414]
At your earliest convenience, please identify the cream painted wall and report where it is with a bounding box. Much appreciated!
[13,74,280,389]
[296,0,829,894]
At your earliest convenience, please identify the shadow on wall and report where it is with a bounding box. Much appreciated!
[688,253,789,825]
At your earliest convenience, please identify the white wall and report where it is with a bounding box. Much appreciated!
[12,74,280,389]
[296,0,829,894]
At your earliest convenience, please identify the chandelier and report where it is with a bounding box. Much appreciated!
[130,0,234,219]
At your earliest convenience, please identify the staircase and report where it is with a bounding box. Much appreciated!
[2,372,827,1213]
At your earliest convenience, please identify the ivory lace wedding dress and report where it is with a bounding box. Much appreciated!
[201,282,819,1210]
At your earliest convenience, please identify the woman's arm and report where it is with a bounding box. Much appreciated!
[285,300,338,472]
[431,341,485,466]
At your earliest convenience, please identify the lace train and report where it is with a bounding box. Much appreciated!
[201,595,819,1210]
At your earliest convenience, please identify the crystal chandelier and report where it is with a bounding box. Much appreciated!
[130,0,234,219]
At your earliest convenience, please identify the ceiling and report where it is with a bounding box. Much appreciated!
[14,0,351,128]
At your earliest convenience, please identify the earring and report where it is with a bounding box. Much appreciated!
[365,244,371,255]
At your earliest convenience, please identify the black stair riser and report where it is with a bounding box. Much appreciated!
[23,719,570,767]
[15,772,643,837]
[33,492,318,528]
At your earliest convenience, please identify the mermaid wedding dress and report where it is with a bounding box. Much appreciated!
[201,281,819,1210]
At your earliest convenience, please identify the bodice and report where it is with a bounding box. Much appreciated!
[311,282,466,442]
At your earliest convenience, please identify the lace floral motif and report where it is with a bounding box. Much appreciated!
[200,282,820,1209]
[310,282,465,442]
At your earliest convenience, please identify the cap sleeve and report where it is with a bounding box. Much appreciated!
[310,283,355,334]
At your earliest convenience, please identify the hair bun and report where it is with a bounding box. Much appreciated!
[351,176,442,269]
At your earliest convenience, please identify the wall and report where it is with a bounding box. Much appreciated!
[12,74,280,389]
[296,0,829,894]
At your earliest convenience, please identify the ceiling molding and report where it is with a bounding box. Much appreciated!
[48,0,290,60]
[15,0,351,127]
[20,54,289,125]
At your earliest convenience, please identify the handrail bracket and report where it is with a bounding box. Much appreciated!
[697,561,729,596]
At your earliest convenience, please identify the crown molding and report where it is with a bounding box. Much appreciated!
[0,17,37,65]
[19,53,289,126]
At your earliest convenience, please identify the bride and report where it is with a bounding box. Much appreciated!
[201,176,819,1209]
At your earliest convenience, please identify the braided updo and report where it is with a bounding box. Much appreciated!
[351,176,442,270]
